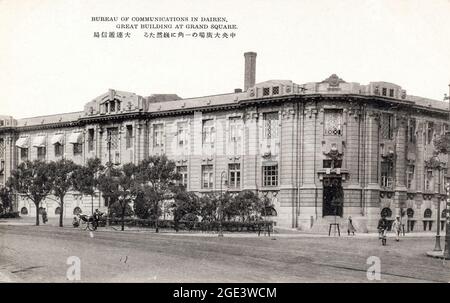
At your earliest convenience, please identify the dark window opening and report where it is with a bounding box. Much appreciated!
[73,143,83,155]
[88,129,95,152]
[126,125,133,149]
[54,143,63,157]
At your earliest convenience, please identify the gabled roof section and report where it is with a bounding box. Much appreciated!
[83,89,147,117]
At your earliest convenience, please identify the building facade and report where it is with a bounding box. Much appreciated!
[0,52,449,232]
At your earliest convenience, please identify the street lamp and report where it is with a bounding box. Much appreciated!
[444,176,450,259]
[105,132,112,227]
[219,170,228,237]
[444,83,450,259]
[432,155,443,252]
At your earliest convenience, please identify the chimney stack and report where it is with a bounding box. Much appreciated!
[244,52,257,91]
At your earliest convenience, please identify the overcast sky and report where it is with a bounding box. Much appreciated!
[1,0,449,119]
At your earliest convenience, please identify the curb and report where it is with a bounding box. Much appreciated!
[426,251,450,260]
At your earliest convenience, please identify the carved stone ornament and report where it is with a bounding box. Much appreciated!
[321,74,346,87]
[424,156,443,170]
[262,151,271,159]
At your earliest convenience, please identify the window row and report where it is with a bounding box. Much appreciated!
[176,163,279,189]
[382,162,444,192]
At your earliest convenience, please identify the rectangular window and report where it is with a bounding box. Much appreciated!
[37,147,46,161]
[126,125,133,149]
[73,143,82,155]
[380,161,394,188]
[323,159,342,169]
[0,120,3,127]
[263,112,279,139]
[229,117,242,143]
[177,166,188,188]
[324,109,343,136]
[406,165,415,189]
[427,122,434,145]
[382,88,387,96]
[440,123,449,135]
[88,129,95,152]
[0,160,4,173]
[201,165,214,189]
[110,101,115,112]
[20,148,28,161]
[381,113,394,140]
[228,163,241,189]
[389,89,394,97]
[153,124,164,147]
[177,121,188,147]
[408,119,416,144]
[107,127,119,150]
[202,119,215,148]
[54,143,63,157]
[263,165,278,187]
[263,87,270,96]
[272,86,279,95]
[425,170,433,191]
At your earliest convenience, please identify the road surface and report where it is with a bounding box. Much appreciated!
[1,222,449,282]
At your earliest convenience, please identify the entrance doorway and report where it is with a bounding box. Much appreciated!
[323,177,343,217]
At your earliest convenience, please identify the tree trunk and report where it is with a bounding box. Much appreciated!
[155,202,159,233]
[121,204,125,231]
[59,197,64,227]
[35,201,40,226]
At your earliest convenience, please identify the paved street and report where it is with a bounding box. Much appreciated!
[1,218,450,283]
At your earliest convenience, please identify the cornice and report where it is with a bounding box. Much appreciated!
[1,94,448,133]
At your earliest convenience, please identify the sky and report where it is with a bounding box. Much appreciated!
[1,0,450,119]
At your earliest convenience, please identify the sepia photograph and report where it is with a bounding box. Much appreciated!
[1,0,450,291]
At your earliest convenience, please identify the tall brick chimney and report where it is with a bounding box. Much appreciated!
[244,52,257,91]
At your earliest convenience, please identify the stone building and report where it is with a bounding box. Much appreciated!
[0,52,449,232]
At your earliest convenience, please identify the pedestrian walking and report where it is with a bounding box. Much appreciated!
[347,216,356,236]
[401,212,408,235]
[378,216,388,245]
[392,215,402,242]
[41,208,48,224]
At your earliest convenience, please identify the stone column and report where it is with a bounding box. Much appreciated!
[394,116,408,216]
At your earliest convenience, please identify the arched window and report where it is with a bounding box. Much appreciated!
[73,207,82,215]
[381,207,392,218]
[20,207,28,215]
[424,208,432,218]
[55,207,61,215]
[407,208,414,218]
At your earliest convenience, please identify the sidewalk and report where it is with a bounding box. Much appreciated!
[0,217,445,239]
